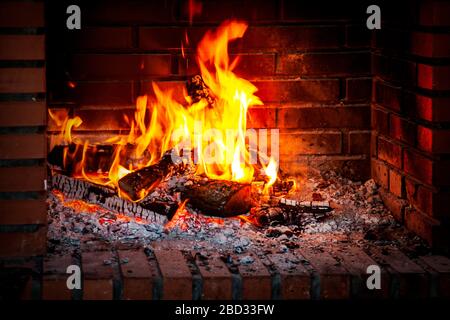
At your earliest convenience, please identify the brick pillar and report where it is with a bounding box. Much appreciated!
[0,1,47,257]
[371,0,450,250]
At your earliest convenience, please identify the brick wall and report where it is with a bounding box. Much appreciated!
[0,1,47,258]
[47,0,373,180]
[371,0,450,250]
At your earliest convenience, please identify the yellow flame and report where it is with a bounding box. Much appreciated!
[49,20,278,200]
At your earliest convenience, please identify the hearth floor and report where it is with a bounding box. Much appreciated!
[38,171,450,299]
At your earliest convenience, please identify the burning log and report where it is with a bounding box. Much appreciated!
[118,151,184,201]
[47,143,154,175]
[51,174,173,224]
[178,178,255,217]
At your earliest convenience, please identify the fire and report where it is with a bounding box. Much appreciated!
[50,20,278,202]
[51,190,145,225]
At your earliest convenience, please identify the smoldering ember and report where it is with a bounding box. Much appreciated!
[46,21,429,267]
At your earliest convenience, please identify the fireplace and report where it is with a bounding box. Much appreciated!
[1,0,450,301]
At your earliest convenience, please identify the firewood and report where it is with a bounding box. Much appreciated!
[118,151,183,201]
[178,178,255,217]
[51,173,172,224]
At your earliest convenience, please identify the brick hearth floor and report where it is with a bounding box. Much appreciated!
[36,238,450,300]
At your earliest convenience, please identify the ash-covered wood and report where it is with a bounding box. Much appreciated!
[179,178,254,217]
[251,199,332,226]
[51,174,171,224]
[118,151,183,201]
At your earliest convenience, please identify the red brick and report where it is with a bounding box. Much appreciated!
[0,35,45,60]
[346,78,372,102]
[279,131,341,155]
[418,64,450,91]
[403,149,450,186]
[283,1,358,22]
[0,2,44,27]
[277,52,370,76]
[367,246,429,298]
[267,253,310,299]
[420,1,450,27]
[372,54,417,86]
[379,187,407,222]
[389,169,404,198]
[255,80,340,103]
[118,250,153,300]
[0,134,46,160]
[241,26,341,50]
[0,102,46,127]
[348,131,371,155]
[82,251,114,300]
[193,252,232,300]
[71,54,172,80]
[74,108,134,131]
[371,131,377,157]
[43,255,73,300]
[405,207,442,247]
[236,253,271,300]
[278,106,370,129]
[0,226,46,257]
[153,248,192,300]
[84,1,173,24]
[0,166,46,192]
[179,0,279,22]
[371,158,389,189]
[330,246,390,299]
[74,27,133,50]
[377,137,402,168]
[74,82,134,106]
[411,32,450,58]
[374,80,401,112]
[247,107,277,129]
[345,25,371,48]
[179,53,276,78]
[405,178,450,219]
[374,28,408,53]
[389,114,416,146]
[139,27,204,51]
[0,199,47,225]
[298,247,350,299]
[371,107,389,135]
[0,68,45,93]
[404,91,450,122]
[419,255,450,298]
[417,126,450,154]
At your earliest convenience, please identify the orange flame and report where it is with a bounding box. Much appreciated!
[50,20,278,201]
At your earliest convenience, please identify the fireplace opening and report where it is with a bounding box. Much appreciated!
[1,0,450,301]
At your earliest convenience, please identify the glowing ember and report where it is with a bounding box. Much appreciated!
[51,190,145,225]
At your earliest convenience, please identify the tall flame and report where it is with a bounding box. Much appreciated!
[51,20,278,200]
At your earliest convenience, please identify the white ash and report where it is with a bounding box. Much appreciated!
[47,170,428,256]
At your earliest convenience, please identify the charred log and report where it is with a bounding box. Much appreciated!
[178,178,255,217]
[251,198,333,226]
[118,151,184,201]
[51,174,172,224]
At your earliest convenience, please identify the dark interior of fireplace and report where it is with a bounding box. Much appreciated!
[1,0,450,304]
